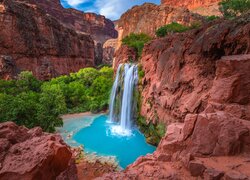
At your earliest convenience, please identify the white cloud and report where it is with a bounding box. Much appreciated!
[66,0,89,7]
[94,0,145,20]
[63,0,160,20]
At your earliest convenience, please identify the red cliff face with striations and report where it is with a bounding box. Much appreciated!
[140,15,250,125]
[102,13,250,179]
[0,122,77,180]
[29,0,118,65]
[161,0,220,9]
[117,3,203,39]
[161,0,222,16]
[0,0,95,80]
[0,0,118,80]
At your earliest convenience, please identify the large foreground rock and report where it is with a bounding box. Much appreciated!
[0,122,76,180]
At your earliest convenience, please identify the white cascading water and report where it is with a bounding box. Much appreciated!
[109,63,138,136]
[108,64,122,122]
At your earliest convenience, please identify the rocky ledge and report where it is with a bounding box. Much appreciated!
[0,121,76,180]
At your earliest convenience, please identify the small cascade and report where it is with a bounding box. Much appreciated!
[109,63,138,136]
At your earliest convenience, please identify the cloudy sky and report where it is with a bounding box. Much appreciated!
[60,0,160,20]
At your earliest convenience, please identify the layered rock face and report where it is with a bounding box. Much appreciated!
[161,0,222,16]
[161,0,220,9]
[117,3,203,39]
[28,0,118,65]
[140,15,250,125]
[102,14,250,179]
[0,0,118,79]
[0,0,95,80]
[0,122,76,180]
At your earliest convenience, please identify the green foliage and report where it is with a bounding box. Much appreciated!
[156,22,189,37]
[122,33,152,57]
[205,15,220,21]
[219,0,250,18]
[136,116,166,146]
[0,67,114,132]
[135,77,166,146]
[155,22,202,37]
[138,64,145,79]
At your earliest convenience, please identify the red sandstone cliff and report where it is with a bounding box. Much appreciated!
[161,0,220,9]
[0,0,95,80]
[26,0,118,65]
[161,0,222,16]
[102,13,250,179]
[117,3,203,39]
[0,0,118,80]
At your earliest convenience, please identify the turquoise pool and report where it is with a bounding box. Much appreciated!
[58,114,156,168]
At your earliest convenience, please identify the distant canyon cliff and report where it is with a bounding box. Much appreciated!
[161,0,222,16]
[0,0,117,80]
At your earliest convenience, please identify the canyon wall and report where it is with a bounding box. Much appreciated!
[29,0,118,65]
[161,0,220,9]
[112,3,204,67]
[0,0,95,80]
[140,15,250,125]
[117,3,203,39]
[102,13,250,179]
[0,0,118,80]
[161,0,222,16]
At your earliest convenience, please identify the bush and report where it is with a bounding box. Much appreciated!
[156,22,203,37]
[122,33,152,57]
[219,0,250,18]
[0,67,114,132]
[136,115,166,146]
[156,22,190,37]
[205,15,220,21]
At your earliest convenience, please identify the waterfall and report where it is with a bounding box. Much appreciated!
[108,64,122,122]
[109,63,138,136]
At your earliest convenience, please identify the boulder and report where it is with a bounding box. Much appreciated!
[188,160,206,177]
[0,122,74,180]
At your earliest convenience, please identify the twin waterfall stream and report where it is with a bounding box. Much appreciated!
[109,64,138,136]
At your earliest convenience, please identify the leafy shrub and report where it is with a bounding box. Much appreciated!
[122,33,152,57]
[156,22,202,37]
[219,0,250,18]
[156,22,190,37]
[205,15,220,21]
[136,116,166,146]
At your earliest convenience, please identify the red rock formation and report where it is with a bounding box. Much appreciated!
[113,45,137,70]
[0,0,95,80]
[0,122,76,180]
[102,14,250,179]
[0,55,17,80]
[161,0,222,16]
[161,0,220,9]
[117,3,204,39]
[26,0,118,65]
[140,16,250,125]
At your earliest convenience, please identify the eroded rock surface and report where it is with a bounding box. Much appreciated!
[161,0,222,16]
[0,122,76,180]
[117,3,204,39]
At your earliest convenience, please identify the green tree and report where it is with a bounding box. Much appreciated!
[219,0,250,18]
[37,84,67,132]
[122,33,152,57]
[16,71,41,92]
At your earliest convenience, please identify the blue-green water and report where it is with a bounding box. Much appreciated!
[59,114,156,168]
